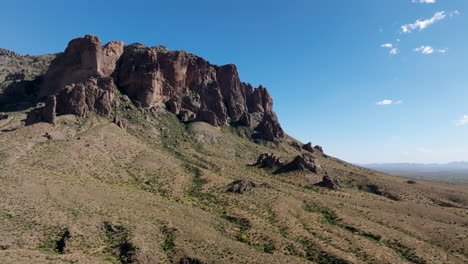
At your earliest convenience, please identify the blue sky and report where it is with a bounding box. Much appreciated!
[2,0,468,163]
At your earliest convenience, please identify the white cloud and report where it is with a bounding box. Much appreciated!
[414,45,447,54]
[376,100,393,105]
[381,43,393,48]
[455,115,468,126]
[376,99,403,105]
[450,10,460,17]
[414,45,434,54]
[389,48,399,55]
[412,0,436,3]
[401,11,446,33]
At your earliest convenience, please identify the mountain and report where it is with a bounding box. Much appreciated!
[0,35,467,264]
[362,162,468,183]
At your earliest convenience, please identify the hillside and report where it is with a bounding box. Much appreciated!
[0,35,467,264]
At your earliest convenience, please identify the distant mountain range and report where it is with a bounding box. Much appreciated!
[361,162,468,183]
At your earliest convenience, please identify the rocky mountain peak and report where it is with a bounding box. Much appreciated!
[30,35,284,141]
[0,48,22,58]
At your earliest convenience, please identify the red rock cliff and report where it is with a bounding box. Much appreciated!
[34,35,284,141]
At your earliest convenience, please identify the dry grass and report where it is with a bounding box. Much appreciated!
[0,108,466,264]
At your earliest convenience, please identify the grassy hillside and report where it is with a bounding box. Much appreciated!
[0,99,466,264]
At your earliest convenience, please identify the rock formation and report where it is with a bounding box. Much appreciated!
[314,145,324,153]
[227,180,257,193]
[303,142,314,152]
[317,175,340,190]
[275,154,319,173]
[113,116,127,130]
[0,48,22,59]
[227,179,271,194]
[25,96,56,125]
[254,153,284,168]
[27,35,284,141]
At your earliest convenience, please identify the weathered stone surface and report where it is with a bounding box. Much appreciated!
[317,175,340,190]
[43,95,56,124]
[255,112,284,141]
[31,35,284,141]
[39,35,124,98]
[276,154,318,173]
[254,153,284,168]
[227,179,271,194]
[113,116,127,130]
[314,145,324,153]
[303,142,314,153]
[55,77,116,117]
[227,180,257,193]
[0,48,21,58]
[25,95,56,125]
[290,141,302,151]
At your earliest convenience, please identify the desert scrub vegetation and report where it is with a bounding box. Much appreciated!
[101,222,137,264]
[303,203,383,243]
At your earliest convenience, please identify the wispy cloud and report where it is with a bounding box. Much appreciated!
[412,0,436,3]
[389,48,399,55]
[401,11,446,33]
[376,99,402,105]
[414,45,447,54]
[380,43,399,55]
[455,115,468,126]
[450,10,460,17]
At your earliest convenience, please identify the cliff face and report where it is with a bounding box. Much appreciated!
[33,35,284,141]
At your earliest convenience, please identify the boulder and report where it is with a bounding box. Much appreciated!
[0,113,8,120]
[314,145,324,153]
[303,142,314,153]
[276,154,318,173]
[255,112,284,141]
[317,175,340,190]
[227,179,271,194]
[25,95,56,126]
[290,141,302,151]
[254,153,284,168]
[227,180,257,193]
[113,116,127,130]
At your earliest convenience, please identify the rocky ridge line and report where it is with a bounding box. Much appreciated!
[29,35,285,141]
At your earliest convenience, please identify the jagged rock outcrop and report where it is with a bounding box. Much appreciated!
[227,179,271,194]
[317,175,340,190]
[113,116,127,130]
[275,154,319,173]
[54,76,117,117]
[25,96,56,125]
[227,180,257,193]
[0,48,21,59]
[290,141,302,151]
[39,35,124,98]
[314,145,324,153]
[303,142,314,153]
[254,153,284,168]
[26,35,284,141]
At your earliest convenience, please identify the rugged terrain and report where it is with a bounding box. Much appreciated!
[0,35,467,264]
